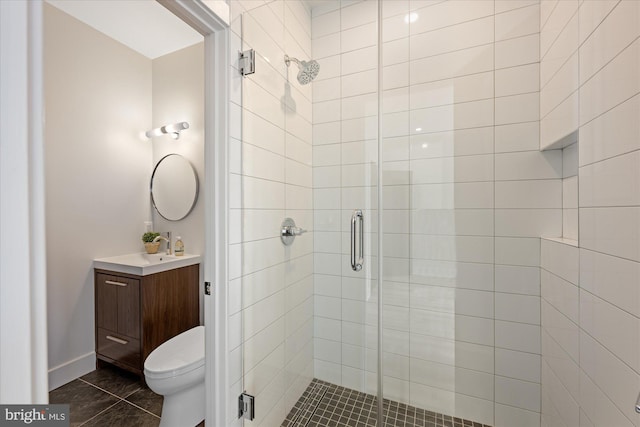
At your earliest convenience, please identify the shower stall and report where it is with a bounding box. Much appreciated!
[226,1,640,426]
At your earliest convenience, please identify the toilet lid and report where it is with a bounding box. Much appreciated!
[144,326,204,377]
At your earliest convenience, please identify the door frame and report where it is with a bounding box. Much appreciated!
[157,1,230,425]
[1,1,231,424]
[0,0,48,404]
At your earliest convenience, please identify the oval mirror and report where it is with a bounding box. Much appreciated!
[150,154,199,221]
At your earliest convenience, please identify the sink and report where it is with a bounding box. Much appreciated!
[142,253,179,263]
[94,252,201,276]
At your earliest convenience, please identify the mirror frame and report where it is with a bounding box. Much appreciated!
[150,153,199,221]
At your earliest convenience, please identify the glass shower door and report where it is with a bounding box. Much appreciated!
[379,1,548,426]
[230,0,557,425]
[311,0,382,422]
[231,1,380,425]
[379,0,499,421]
[233,0,383,425]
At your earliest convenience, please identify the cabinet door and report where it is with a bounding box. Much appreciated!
[96,273,140,339]
[96,273,118,332]
[117,276,140,340]
[96,328,141,368]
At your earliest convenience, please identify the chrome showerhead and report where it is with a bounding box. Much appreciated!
[284,54,320,85]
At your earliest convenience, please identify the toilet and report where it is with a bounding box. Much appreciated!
[144,325,205,427]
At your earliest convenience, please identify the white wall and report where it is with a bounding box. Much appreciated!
[44,3,153,389]
[540,2,640,427]
[226,1,315,425]
[45,5,205,390]
[312,1,558,425]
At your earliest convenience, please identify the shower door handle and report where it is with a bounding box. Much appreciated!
[351,210,364,271]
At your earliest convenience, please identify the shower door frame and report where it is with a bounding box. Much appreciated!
[375,0,385,423]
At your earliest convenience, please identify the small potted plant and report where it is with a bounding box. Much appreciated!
[142,232,161,254]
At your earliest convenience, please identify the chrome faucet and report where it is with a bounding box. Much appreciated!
[153,231,172,254]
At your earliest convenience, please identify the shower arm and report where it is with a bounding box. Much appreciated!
[284,54,300,67]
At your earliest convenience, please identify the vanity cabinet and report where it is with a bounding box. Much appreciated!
[94,264,199,377]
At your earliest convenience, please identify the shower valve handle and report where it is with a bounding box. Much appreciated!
[281,218,306,246]
[282,225,307,236]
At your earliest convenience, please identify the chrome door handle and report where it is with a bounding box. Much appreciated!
[351,209,363,271]
[636,391,640,413]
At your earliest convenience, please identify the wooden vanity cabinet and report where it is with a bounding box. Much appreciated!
[94,264,199,377]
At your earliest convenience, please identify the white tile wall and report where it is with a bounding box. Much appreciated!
[496,320,541,354]
[541,11,578,87]
[312,0,383,405]
[231,1,638,426]
[495,122,540,153]
[539,0,579,149]
[495,33,540,69]
[579,149,640,208]
[562,143,579,241]
[580,206,640,262]
[579,0,639,85]
[495,150,562,181]
[230,1,314,425]
[540,3,640,427]
[580,37,640,126]
[309,3,551,425]
[541,359,580,427]
[579,369,635,427]
[409,17,494,60]
[579,93,640,167]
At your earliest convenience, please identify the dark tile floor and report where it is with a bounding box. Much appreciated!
[282,379,492,427]
[49,365,161,427]
[49,364,206,427]
[52,367,488,427]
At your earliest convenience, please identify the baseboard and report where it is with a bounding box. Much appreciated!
[48,352,95,391]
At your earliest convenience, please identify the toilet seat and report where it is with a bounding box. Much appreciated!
[144,325,204,380]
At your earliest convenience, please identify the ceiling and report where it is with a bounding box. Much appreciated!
[46,0,203,59]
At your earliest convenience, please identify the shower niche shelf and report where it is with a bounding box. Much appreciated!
[540,129,578,151]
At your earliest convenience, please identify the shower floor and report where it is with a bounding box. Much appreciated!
[282,379,491,427]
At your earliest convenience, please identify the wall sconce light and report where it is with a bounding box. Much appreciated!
[145,121,189,140]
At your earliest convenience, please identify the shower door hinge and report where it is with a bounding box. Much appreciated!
[238,392,255,420]
[204,282,211,295]
[239,49,255,76]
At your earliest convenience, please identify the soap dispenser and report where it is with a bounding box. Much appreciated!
[174,236,184,256]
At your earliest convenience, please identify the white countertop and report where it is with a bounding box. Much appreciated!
[93,252,201,276]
